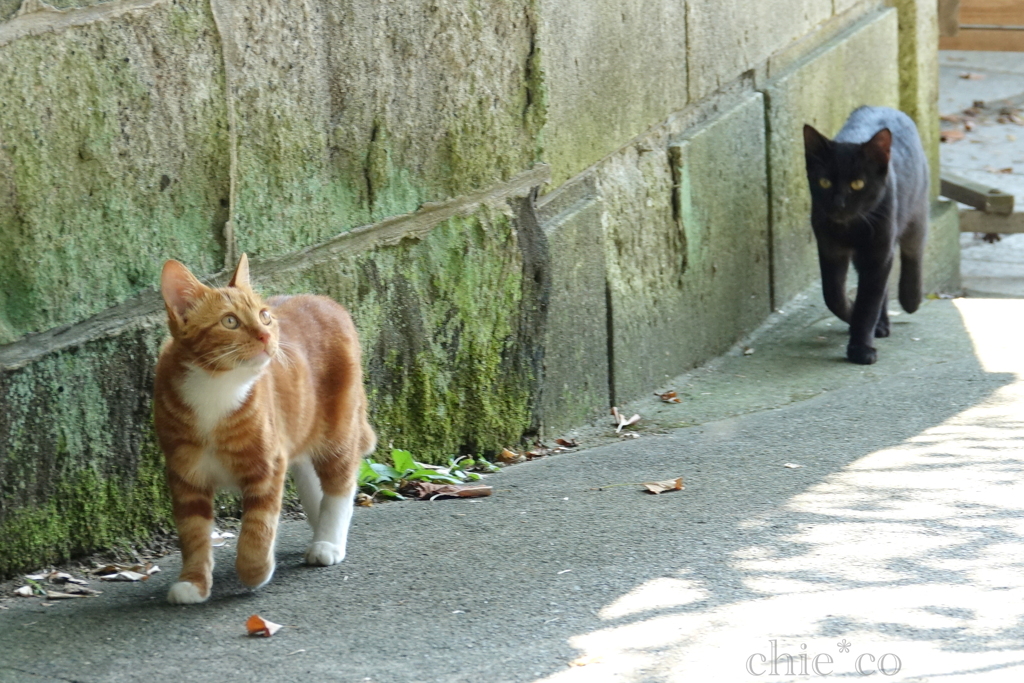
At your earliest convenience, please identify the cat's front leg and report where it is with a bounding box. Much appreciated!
[817,246,852,323]
[166,470,215,604]
[235,460,286,590]
[847,259,893,365]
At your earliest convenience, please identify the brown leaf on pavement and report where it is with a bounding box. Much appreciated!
[960,72,986,80]
[642,477,685,494]
[555,438,579,448]
[655,391,682,403]
[497,448,526,464]
[246,614,283,637]
[611,407,641,433]
[940,129,965,142]
[403,481,493,500]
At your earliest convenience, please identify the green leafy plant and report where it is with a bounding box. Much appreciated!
[357,449,495,501]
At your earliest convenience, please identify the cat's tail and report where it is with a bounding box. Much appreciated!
[358,405,378,457]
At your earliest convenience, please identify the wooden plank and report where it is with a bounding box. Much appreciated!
[958,0,1023,27]
[941,172,1015,214]
[960,210,1024,233]
[940,28,1024,51]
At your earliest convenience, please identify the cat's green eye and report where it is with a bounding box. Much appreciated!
[850,179,865,191]
[818,178,832,189]
[222,315,240,330]
[259,309,272,325]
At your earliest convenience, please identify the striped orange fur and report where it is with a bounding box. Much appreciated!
[153,254,376,604]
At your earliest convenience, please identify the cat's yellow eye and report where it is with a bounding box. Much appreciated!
[222,315,240,330]
[850,179,865,191]
[259,309,272,325]
[818,178,832,189]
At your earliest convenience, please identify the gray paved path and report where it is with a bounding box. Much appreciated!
[4,292,1024,683]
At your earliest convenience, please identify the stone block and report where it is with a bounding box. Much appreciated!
[222,0,542,259]
[687,0,832,103]
[891,0,941,197]
[0,0,230,344]
[537,0,688,189]
[763,9,899,308]
[924,199,961,294]
[602,93,771,403]
[0,325,172,577]
[535,177,610,434]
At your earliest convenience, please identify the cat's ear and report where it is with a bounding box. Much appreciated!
[803,124,831,159]
[161,260,207,323]
[228,253,250,289]
[864,128,892,167]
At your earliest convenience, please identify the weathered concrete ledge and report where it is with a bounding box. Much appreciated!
[0,164,551,372]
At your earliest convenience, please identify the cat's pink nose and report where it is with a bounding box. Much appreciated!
[256,331,271,346]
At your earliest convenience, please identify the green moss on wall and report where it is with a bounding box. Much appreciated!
[0,440,171,577]
[0,0,229,344]
[0,326,173,577]
[231,0,543,259]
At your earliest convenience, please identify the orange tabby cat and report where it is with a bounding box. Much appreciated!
[153,254,376,604]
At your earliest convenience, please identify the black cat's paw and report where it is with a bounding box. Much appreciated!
[847,343,878,365]
[874,322,890,338]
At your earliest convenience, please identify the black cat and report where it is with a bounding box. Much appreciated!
[803,106,929,365]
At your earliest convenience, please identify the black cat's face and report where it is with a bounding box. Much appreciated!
[803,125,891,225]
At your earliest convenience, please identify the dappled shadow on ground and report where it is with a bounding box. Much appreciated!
[537,300,1024,683]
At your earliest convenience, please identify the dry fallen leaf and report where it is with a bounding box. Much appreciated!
[783,463,802,469]
[655,391,681,404]
[355,492,374,507]
[642,477,685,494]
[211,530,236,548]
[44,591,89,600]
[554,437,579,448]
[611,407,641,433]
[743,347,755,356]
[247,614,283,637]
[960,72,986,80]
[47,572,88,586]
[98,570,148,582]
[13,586,34,597]
[497,448,526,464]
[940,129,965,143]
[404,482,493,500]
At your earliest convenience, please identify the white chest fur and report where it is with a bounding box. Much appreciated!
[178,362,266,436]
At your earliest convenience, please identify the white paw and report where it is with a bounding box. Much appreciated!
[304,541,345,566]
[167,581,207,605]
